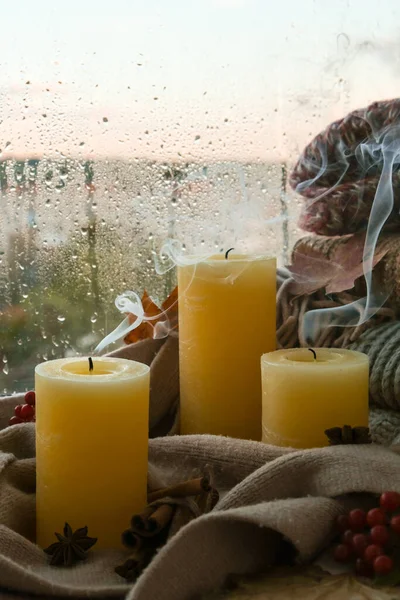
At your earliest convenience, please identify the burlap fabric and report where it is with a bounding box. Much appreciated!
[2,331,400,598]
[1,401,400,600]
[1,336,400,599]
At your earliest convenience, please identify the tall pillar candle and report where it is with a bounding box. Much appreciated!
[261,348,369,448]
[178,254,276,439]
[35,357,149,549]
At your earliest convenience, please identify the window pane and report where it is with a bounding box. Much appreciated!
[1,0,397,393]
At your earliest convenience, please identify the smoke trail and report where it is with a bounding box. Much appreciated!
[301,125,400,343]
[153,238,213,275]
[94,291,145,354]
[94,240,206,353]
[296,137,351,199]
[94,162,294,353]
[93,289,176,354]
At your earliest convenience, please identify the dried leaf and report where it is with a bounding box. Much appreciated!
[287,245,335,296]
[326,235,389,294]
[288,233,389,297]
[124,287,178,345]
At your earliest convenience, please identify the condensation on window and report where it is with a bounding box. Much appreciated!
[1,0,398,393]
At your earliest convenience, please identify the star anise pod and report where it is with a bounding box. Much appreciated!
[325,425,371,446]
[44,523,97,566]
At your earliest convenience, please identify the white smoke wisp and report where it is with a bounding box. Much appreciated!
[94,235,212,354]
[301,125,400,344]
[296,138,351,200]
[93,289,175,354]
[153,238,213,275]
[94,160,295,353]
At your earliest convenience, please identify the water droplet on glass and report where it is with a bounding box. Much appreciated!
[2,364,9,375]
[57,315,65,323]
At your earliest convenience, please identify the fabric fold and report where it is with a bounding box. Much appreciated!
[1,341,400,599]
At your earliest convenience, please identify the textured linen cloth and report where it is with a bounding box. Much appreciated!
[1,386,400,599]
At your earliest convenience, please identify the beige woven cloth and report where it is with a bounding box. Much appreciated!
[1,414,400,600]
[1,340,400,599]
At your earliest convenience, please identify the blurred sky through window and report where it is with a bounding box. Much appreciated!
[1,0,400,161]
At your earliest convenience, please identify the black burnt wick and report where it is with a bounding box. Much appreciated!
[225,248,235,259]
[308,348,317,360]
[88,357,94,372]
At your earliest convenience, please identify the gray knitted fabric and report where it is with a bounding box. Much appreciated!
[370,407,400,446]
[346,321,400,446]
[349,321,400,410]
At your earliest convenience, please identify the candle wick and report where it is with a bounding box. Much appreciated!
[88,357,94,372]
[308,348,317,360]
[225,247,234,259]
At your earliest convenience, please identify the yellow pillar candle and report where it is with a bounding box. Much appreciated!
[35,357,149,549]
[261,348,369,449]
[178,254,276,439]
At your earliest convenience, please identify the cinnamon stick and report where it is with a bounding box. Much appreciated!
[121,529,143,550]
[131,503,175,537]
[148,476,211,503]
[115,556,141,581]
[147,503,175,533]
[115,546,155,582]
[196,487,220,513]
[131,505,157,532]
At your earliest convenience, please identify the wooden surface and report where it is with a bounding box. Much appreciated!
[203,567,400,599]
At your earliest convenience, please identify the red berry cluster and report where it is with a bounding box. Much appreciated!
[9,391,36,425]
[334,492,400,578]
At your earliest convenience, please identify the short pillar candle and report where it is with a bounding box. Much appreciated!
[35,357,150,549]
[261,348,369,448]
